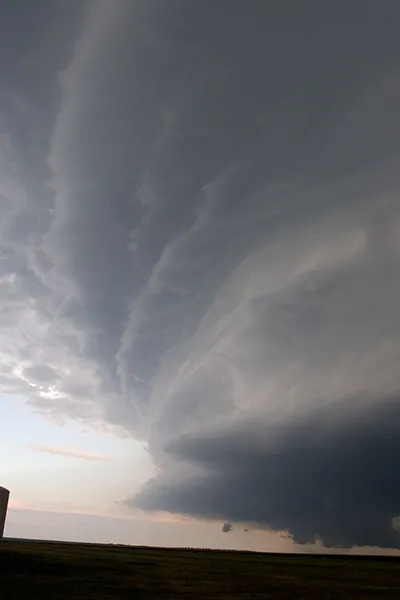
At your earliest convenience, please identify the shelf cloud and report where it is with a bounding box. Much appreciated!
[2,0,400,549]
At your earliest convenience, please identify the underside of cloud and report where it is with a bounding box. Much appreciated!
[135,395,400,549]
[2,0,400,550]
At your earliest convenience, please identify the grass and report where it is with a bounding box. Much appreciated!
[1,539,400,599]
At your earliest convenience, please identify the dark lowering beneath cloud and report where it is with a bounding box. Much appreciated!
[2,1,400,549]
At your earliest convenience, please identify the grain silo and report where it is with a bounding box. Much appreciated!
[0,486,10,540]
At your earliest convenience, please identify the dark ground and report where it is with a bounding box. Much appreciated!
[1,539,400,599]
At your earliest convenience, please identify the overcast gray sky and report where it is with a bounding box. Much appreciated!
[2,0,400,552]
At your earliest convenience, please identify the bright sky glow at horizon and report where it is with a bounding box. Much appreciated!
[1,396,150,515]
[2,0,400,554]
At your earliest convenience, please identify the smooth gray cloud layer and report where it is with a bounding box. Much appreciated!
[2,1,400,548]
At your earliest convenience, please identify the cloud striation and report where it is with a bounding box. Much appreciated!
[2,0,400,549]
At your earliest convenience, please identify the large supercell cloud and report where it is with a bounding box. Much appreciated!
[2,0,400,549]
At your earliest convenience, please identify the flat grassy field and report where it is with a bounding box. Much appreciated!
[1,539,400,599]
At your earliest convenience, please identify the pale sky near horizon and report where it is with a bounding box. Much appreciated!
[2,394,297,552]
[1,395,292,551]
[2,0,400,553]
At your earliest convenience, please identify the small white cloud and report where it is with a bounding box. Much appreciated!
[26,444,117,462]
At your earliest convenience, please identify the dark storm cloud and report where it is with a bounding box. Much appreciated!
[2,0,400,548]
[222,523,233,534]
[135,395,400,549]
[0,1,119,432]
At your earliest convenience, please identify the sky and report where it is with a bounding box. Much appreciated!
[1,0,400,554]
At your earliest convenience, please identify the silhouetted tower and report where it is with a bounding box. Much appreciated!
[0,486,10,540]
